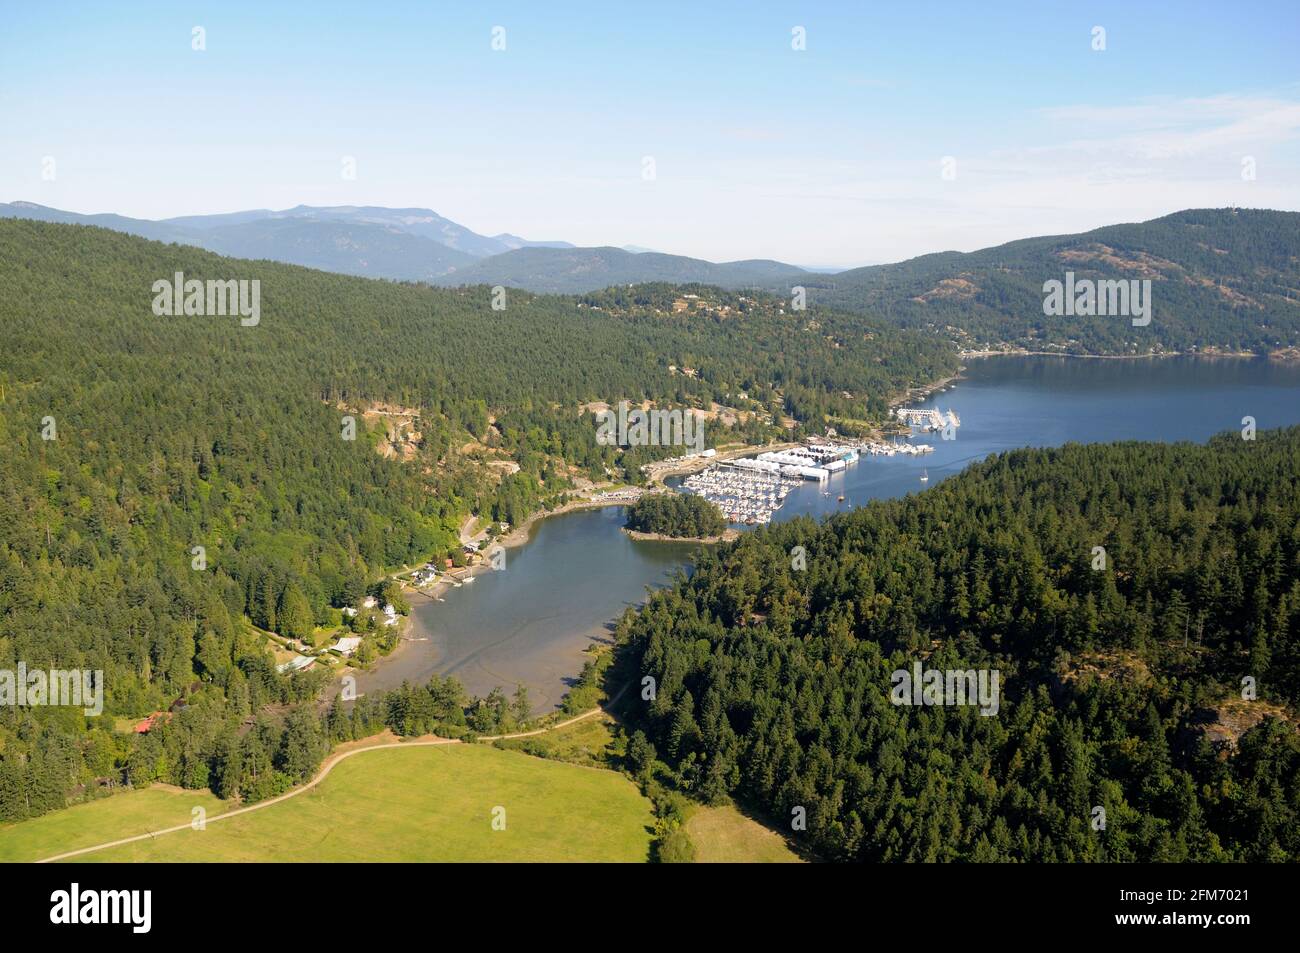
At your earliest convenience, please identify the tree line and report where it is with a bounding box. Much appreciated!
[614,426,1300,861]
[626,493,726,538]
[796,209,1300,356]
[0,219,951,820]
[0,669,540,821]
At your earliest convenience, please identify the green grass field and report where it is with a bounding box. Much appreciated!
[494,712,621,768]
[0,786,226,863]
[53,743,653,862]
[684,805,804,863]
[1,725,791,864]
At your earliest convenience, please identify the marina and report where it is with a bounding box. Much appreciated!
[678,426,948,525]
[850,439,935,457]
[895,406,962,431]
[681,441,865,524]
[681,463,800,524]
[356,356,1300,712]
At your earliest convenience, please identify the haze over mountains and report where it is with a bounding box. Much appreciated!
[0,201,805,290]
[0,201,582,284]
[3,201,1298,356]
[441,245,809,293]
[794,208,1300,354]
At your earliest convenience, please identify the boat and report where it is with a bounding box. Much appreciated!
[920,468,929,484]
[837,494,845,503]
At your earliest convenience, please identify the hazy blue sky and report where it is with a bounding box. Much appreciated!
[2,1,1297,267]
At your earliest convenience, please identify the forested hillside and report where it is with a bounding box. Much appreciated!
[626,493,726,538]
[10,205,1297,359]
[0,202,558,276]
[0,203,804,292]
[615,428,1300,861]
[0,219,952,818]
[796,208,1300,356]
[435,245,808,293]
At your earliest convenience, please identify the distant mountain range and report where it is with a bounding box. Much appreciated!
[4,201,1297,355]
[437,245,809,293]
[0,201,804,290]
[786,208,1300,354]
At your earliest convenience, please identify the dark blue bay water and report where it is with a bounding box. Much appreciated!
[776,355,1300,521]
[361,356,1300,710]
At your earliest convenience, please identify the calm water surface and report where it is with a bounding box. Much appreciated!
[354,505,698,710]
[777,355,1300,521]
[359,356,1300,710]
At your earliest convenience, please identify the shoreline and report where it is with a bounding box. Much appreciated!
[373,495,656,680]
[895,348,1295,422]
[396,492,656,604]
[958,348,1286,361]
[891,370,965,411]
[494,492,648,550]
[366,439,793,689]
[891,349,1298,423]
[642,439,804,484]
[462,430,804,557]
[622,526,741,544]
[354,349,1298,697]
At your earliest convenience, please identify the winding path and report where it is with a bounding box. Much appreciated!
[35,697,617,864]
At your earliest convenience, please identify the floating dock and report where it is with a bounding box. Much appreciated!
[682,441,864,523]
[682,463,801,524]
[752,442,863,481]
[895,407,961,432]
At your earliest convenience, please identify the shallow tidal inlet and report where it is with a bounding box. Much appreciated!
[359,355,1300,711]
[354,505,700,709]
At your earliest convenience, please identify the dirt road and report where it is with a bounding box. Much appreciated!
[35,697,618,863]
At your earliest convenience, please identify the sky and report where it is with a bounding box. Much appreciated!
[1,1,1298,268]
